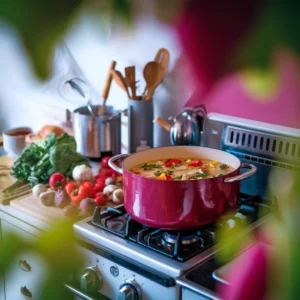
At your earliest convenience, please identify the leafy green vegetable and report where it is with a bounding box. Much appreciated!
[12,133,89,185]
[154,170,163,177]
[220,164,228,170]
[189,171,209,179]
[141,163,162,171]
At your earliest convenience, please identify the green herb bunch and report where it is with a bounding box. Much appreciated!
[12,133,90,185]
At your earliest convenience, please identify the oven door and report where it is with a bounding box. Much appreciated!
[65,282,110,300]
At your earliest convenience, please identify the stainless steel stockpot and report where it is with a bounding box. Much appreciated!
[72,105,121,158]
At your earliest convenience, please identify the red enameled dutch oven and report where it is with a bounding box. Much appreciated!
[108,146,257,230]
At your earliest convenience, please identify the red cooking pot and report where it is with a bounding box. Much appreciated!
[108,146,256,230]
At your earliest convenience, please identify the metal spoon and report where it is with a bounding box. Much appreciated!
[143,61,165,100]
[66,78,96,116]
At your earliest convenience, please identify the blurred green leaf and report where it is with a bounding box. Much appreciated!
[0,0,83,80]
[215,217,254,265]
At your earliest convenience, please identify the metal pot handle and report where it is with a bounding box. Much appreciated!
[194,104,207,117]
[224,163,257,183]
[103,109,128,124]
[108,154,130,174]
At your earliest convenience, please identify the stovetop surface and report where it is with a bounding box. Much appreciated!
[90,193,273,262]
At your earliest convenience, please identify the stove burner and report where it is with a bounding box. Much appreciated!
[91,193,272,262]
[163,232,200,245]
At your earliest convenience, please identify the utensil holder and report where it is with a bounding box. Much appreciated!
[128,99,153,153]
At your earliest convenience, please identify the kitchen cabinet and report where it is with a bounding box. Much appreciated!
[1,220,47,300]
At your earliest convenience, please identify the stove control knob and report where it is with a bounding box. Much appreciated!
[118,279,141,300]
[80,266,103,293]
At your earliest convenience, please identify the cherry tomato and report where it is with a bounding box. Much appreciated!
[165,159,182,167]
[188,160,202,167]
[49,173,67,190]
[65,183,78,194]
[82,182,95,198]
[94,181,105,193]
[102,168,119,177]
[101,156,112,168]
[94,192,108,206]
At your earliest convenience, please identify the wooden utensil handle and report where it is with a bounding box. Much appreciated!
[102,60,117,99]
[153,117,171,131]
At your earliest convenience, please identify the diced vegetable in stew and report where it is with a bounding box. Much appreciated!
[131,158,234,180]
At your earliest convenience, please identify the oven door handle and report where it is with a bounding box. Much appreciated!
[64,283,109,300]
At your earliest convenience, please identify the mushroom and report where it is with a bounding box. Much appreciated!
[112,189,124,204]
[103,184,119,200]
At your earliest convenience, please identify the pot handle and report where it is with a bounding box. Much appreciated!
[224,163,257,183]
[108,154,130,174]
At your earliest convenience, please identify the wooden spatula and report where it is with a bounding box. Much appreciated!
[98,60,116,114]
[111,69,131,99]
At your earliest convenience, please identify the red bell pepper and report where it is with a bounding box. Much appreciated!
[165,159,182,167]
[166,174,173,180]
[49,173,67,190]
[188,160,202,167]
[65,183,91,205]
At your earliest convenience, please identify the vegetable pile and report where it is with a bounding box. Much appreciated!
[31,156,124,220]
[12,133,90,185]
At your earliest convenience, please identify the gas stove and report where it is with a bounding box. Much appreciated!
[90,193,272,263]
[70,113,300,300]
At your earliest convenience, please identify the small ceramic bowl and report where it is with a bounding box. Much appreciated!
[3,127,32,157]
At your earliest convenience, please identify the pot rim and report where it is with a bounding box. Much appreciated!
[121,145,241,182]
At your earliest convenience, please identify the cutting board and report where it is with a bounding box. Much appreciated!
[10,194,115,225]
[10,194,66,224]
[0,156,17,203]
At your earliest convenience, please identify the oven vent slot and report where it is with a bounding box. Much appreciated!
[227,150,300,172]
[224,126,300,163]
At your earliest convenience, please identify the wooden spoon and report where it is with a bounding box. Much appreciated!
[143,61,165,100]
[98,60,116,114]
[111,70,131,98]
[125,66,138,100]
[154,48,170,71]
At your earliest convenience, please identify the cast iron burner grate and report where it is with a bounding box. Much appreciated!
[91,193,274,262]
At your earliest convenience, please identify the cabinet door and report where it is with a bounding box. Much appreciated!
[1,220,47,300]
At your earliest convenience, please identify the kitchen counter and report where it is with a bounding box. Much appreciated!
[0,155,51,232]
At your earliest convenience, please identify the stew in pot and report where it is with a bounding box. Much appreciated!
[131,158,235,180]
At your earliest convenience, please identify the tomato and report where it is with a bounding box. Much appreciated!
[49,173,67,190]
[101,156,112,168]
[82,182,95,198]
[94,181,105,193]
[102,168,119,177]
[166,174,173,180]
[65,183,78,194]
[165,159,182,167]
[188,160,202,167]
[94,192,108,206]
